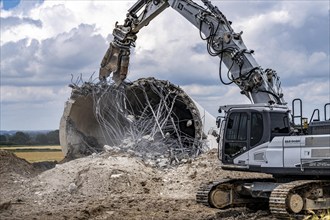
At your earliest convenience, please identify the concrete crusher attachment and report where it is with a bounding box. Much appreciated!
[59,77,217,165]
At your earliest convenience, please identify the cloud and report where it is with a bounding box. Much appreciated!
[1,85,70,130]
[1,85,69,104]
[5,0,44,16]
[39,24,105,72]
[1,24,106,87]
[0,16,42,30]
[127,8,220,85]
[181,84,250,116]
[284,80,330,119]
[0,0,329,130]
[229,1,329,88]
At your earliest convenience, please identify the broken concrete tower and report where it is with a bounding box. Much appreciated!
[59,77,218,162]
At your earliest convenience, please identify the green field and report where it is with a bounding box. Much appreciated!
[0,145,64,162]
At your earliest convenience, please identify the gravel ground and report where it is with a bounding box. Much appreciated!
[0,149,277,220]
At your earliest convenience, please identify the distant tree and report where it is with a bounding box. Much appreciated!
[36,134,48,145]
[0,135,7,144]
[46,130,60,145]
[9,131,31,145]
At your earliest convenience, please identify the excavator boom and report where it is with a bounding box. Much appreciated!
[100,0,285,105]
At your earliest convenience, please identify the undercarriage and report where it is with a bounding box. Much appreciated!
[197,178,330,219]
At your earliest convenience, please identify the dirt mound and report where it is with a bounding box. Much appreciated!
[0,150,38,177]
[0,147,275,220]
[0,150,39,213]
[32,161,57,172]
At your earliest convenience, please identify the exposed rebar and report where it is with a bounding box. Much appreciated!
[61,77,209,167]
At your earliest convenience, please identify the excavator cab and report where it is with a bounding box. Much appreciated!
[218,104,291,168]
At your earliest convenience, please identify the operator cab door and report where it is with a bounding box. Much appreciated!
[222,110,264,166]
[222,111,249,165]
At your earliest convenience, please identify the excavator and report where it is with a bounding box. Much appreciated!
[99,0,330,218]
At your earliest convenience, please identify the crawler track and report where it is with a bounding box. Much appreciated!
[269,180,330,219]
[197,179,330,219]
[196,178,274,208]
[196,180,223,207]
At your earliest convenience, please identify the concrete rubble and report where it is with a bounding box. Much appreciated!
[0,149,272,220]
[60,77,218,167]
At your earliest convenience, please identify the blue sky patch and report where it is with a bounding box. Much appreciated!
[1,0,20,10]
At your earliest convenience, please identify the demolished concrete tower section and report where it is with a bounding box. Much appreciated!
[59,77,218,161]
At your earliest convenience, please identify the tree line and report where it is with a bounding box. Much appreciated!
[0,130,60,146]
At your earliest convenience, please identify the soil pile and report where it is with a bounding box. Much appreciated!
[0,150,38,177]
[0,148,275,220]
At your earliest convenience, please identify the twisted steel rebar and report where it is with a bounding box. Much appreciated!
[70,76,208,166]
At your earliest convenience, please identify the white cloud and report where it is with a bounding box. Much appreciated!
[1,1,133,45]
[284,80,330,119]
[279,1,329,28]
[1,85,71,130]
[309,52,327,66]
[181,84,250,116]
[1,24,106,87]
[0,0,329,130]
[1,85,70,103]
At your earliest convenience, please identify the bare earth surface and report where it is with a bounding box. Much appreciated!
[0,149,277,220]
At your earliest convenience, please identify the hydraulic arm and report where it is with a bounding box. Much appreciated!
[96,1,330,218]
[99,0,286,105]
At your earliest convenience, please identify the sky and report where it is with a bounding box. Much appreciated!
[0,0,329,130]
[1,0,20,10]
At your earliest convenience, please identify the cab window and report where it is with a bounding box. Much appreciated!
[224,112,248,161]
[251,112,263,146]
[226,112,248,141]
[270,112,290,139]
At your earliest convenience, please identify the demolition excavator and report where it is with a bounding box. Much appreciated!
[99,0,330,218]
